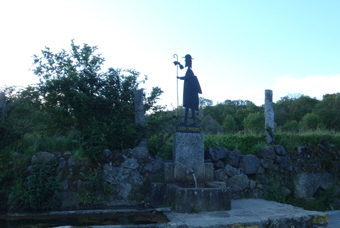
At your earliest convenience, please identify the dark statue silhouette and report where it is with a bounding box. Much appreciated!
[174,54,202,127]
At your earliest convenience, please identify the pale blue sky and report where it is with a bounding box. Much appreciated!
[1,0,340,107]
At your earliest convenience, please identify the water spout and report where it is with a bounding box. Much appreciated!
[186,168,198,188]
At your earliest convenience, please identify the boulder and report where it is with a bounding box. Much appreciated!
[226,174,249,193]
[226,149,241,167]
[132,146,150,163]
[208,147,230,162]
[239,155,260,174]
[258,146,276,159]
[31,152,55,164]
[224,164,242,177]
[274,145,287,156]
[294,172,334,199]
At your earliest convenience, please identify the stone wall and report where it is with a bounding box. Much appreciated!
[206,145,340,209]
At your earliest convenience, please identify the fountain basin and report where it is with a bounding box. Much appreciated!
[150,183,231,213]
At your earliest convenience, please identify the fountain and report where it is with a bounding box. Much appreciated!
[150,132,231,213]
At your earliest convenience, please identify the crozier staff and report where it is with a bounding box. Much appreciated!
[176,54,202,126]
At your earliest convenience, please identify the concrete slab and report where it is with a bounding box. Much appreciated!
[164,198,329,228]
[326,210,340,228]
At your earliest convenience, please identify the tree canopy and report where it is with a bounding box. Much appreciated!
[1,41,163,156]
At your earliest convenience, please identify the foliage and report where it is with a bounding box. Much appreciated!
[314,93,340,130]
[77,170,110,206]
[200,114,222,134]
[274,94,319,126]
[278,120,299,133]
[243,112,264,134]
[222,114,237,134]
[204,134,267,155]
[0,41,163,158]
[299,113,325,131]
[8,165,60,211]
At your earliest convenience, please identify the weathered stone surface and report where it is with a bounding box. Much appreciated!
[280,156,292,171]
[174,187,231,212]
[150,183,168,208]
[31,152,55,164]
[173,133,205,182]
[58,157,66,169]
[239,155,260,174]
[214,160,224,168]
[208,147,230,162]
[294,172,334,199]
[204,163,214,182]
[67,156,77,166]
[226,174,249,193]
[261,158,274,168]
[274,145,287,156]
[132,146,150,162]
[224,164,242,177]
[214,169,229,181]
[258,146,276,159]
[226,149,241,167]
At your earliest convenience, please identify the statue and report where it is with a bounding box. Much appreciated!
[174,54,202,126]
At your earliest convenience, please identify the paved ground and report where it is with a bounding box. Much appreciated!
[165,198,330,227]
[326,210,340,228]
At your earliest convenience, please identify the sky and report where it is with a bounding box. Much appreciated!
[1,0,340,108]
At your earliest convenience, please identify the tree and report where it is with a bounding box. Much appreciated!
[299,113,325,131]
[222,114,237,134]
[243,112,264,134]
[314,93,340,130]
[32,41,162,155]
[274,95,319,126]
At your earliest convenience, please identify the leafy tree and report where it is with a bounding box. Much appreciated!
[31,40,162,155]
[299,113,325,131]
[275,95,319,126]
[243,112,264,134]
[200,114,222,134]
[222,114,237,134]
[314,93,340,130]
[279,120,299,133]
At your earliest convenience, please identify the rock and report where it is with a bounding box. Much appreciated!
[64,151,72,157]
[258,146,276,159]
[249,180,256,190]
[132,146,150,162]
[295,146,311,158]
[58,157,66,169]
[281,187,291,196]
[214,169,229,181]
[261,158,274,168]
[293,172,334,199]
[224,164,242,177]
[280,156,292,171]
[101,149,113,163]
[226,149,241,167]
[226,174,249,193]
[214,160,225,168]
[67,156,77,166]
[239,155,260,174]
[208,147,230,162]
[31,152,55,164]
[274,145,287,156]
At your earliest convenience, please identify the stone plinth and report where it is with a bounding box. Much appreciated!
[174,187,231,213]
[173,132,205,182]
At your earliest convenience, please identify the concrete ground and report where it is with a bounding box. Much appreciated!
[327,210,340,228]
[164,198,330,227]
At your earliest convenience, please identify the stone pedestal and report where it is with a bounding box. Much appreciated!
[173,132,205,182]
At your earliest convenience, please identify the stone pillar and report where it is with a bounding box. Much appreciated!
[265,89,274,143]
[0,92,6,122]
[134,89,146,147]
[173,132,205,182]
[134,89,145,126]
